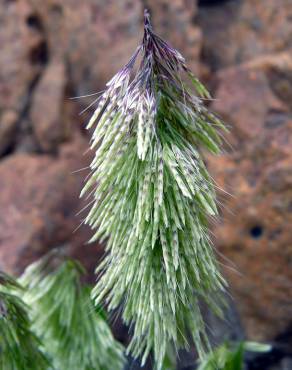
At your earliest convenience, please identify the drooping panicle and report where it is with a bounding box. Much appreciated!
[82,9,227,369]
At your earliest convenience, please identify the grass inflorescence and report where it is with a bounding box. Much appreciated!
[19,251,125,370]
[82,9,228,368]
[0,272,50,370]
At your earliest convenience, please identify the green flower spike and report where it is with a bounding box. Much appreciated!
[19,251,125,370]
[82,9,227,369]
[0,272,50,370]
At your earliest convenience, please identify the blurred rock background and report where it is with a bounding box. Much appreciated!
[0,0,291,369]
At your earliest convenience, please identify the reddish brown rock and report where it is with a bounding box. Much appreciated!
[0,0,48,143]
[27,0,143,96]
[0,110,18,155]
[207,53,292,341]
[198,0,292,70]
[0,0,44,110]
[0,134,102,276]
[30,60,66,152]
